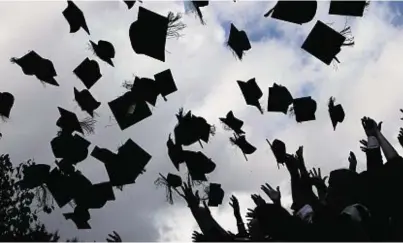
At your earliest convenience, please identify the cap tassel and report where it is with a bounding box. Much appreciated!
[190,2,206,25]
[209,125,216,136]
[220,120,232,131]
[263,6,275,18]
[340,26,355,47]
[154,175,174,204]
[79,117,96,135]
[167,12,186,39]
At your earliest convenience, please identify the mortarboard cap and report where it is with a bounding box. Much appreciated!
[329,1,368,17]
[237,78,263,114]
[74,88,101,117]
[264,0,317,25]
[292,96,317,122]
[183,150,216,181]
[19,164,51,190]
[328,97,345,130]
[301,21,346,65]
[131,77,160,106]
[124,1,136,9]
[0,92,15,119]
[267,139,286,165]
[129,7,168,62]
[56,107,83,134]
[63,206,91,229]
[167,134,184,171]
[267,83,293,114]
[90,40,115,67]
[230,134,256,161]
[91,146,118,165]
[227,23,251,60]
[108,92,152,130]
[62,1,90,35]
[118,139,151,177]
[75,182,115,209]
[188,1,209,25]
[208,183,224,207]
[193,115,214,144]
[46,168,74,208]
[154,69,178,101]
[73,58,102,90]
[219,111,244,135]
[11,51,59,86]
[166,173,182,188]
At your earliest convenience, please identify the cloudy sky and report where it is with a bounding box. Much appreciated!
[2,0,403,241]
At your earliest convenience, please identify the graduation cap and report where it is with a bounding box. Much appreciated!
[74,88,101,117]
[267,83,293,114]
[328,96,345,131]
[18,164,51,190]
[174,108,215,147]
[219,111,244,135]
[208,183,224,207]
[183,150,216,181]
[329,1,368,17]
[46,168,74,208]
[227,23,251,60]
[130,77,160,106]
[124,1,136,9]
[167,134,184,171]
[266,139,287,166]
[108,92,152,130]
[237,78,263,114]
[129,7,168,62]
[155,173,183,204]
[154,69,178,101]
[73,58,102,90]
[292,96,317,122]
[63,206,91,229]
[264,0,317,25]
[230,133,256,161]
[75,182,115,209]
[62,1,90,35]
[56,107,83,134]
[91,146,118,165]
[0,92,14,119]
[301,21,348,65]
[187,1,209,25]
[11,51,59,86]
[89,40,115,67]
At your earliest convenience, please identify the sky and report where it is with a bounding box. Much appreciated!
[2,0,403,241]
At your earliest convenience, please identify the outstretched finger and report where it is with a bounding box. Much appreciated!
[312,167,318,177]
[265,183,274,191]
[318,168,322,177]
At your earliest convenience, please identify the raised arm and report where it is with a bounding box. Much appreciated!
[229,195,248,237]
[361,117,384,171]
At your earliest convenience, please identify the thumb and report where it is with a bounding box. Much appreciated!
[378,121,383,130]
[276,186,280,192]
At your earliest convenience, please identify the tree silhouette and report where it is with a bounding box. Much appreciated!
[0,154,60,241]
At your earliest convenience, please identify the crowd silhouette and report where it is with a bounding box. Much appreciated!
[4,0,401,241]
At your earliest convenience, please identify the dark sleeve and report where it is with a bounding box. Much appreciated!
[366,147,383,172]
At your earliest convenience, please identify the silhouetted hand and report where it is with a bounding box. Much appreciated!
[106,231,122,242]
[192,231,206,242]
[251,194,266,206]
[398,128,403,148]
[260,183,281,205]
[361,117,382,136]
[360,139,369,153]
[348,151,357,172]
[181,181,200,208]
[309,167,328,187]
[229,195,240,213]
[246,208,255,221]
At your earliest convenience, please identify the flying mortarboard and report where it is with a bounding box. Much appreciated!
[75,182,115,209]
[292,96,317,122]
[155,173,183,204]
[62,1,90,35]
[167,134,184,171]
[329,1,368,17]
[56,107,83,134]
[108,92,152,130]
[129,7,169,62]
[188,1,209,25]
[130,77,160,106]
[219,111,245,135]
[237,78,263,114]
[208,183,224,207]
[266,139,287,166]
[89,40,115,67]
[183,150,216,181]
[267,83,293,114]
[264,0,317,25]
[328,96,345,131]
[91,146,118,165]
[0,92,15,119]
[301,21,348,65]
[46,168,74,208]
[227,23,251,60]
[74,88,101,117]
[230,133,256,161]
[63,206,91,229]
[18,164,51,190]
[11,51,59,86]
[73,58,102,90]
[166,173,183,188]
[124,1,136,9]
[154,69,178,101]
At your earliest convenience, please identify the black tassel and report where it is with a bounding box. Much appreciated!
[167,12,186,39]
[79,117,96,135]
